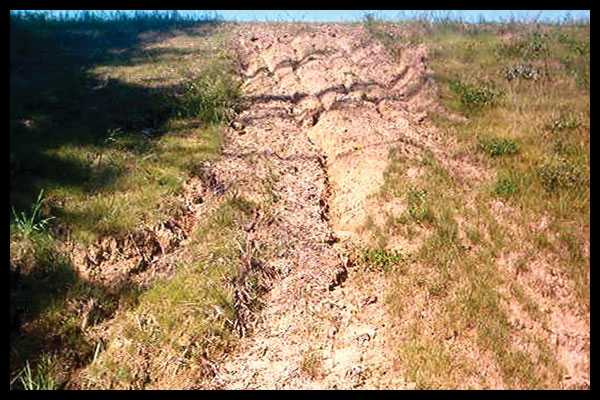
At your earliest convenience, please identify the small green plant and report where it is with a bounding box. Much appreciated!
[492,171,520,197]
[449,78,504,110]
[11,189,55,239]
[538,159,585,192]
[405,187,435,223]
[363,248,404,272]
[10,358,57,390]
[478,137,520,157]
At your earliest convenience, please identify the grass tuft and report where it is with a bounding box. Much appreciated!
[11,190,54,239]
[478,137,520,157]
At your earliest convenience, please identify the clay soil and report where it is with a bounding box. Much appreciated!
[199,22,460,389]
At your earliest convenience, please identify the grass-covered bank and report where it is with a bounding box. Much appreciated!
[362,16,589,389]
[10,10,246,389]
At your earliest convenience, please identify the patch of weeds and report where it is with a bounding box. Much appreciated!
[492,170,521,197]
[500,63,542,81]
[362,248,405,273]
[449,78,504,111]
[300,349,324,380]
[558,33,590,56]
[497,31,549,60]
[498,349,541,389]
[397,323,458,389]
[537,158,585,192]
[465,225,484,246]
[10,356,58,390]
[360,216,391,249]
[551,139,584,159]
[11,189,55,240]
[427,278,450,298]
[363,13,399,55]
[176,65,241,123]
[403,187,435,224]
[478,136,520,157]
[509,283,544,323]
[560,54,589,90]
[545,115,581,133]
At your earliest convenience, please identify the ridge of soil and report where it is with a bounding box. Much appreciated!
[61,22,589,390]
[201,22,447,389]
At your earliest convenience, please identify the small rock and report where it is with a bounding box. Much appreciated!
[327,325,338,338]
[406,382,417,390]
[231,121,245,131]
[362,296,378,306]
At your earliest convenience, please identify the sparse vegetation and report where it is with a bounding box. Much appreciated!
[300,349,324,380]
[362,248,404,272]
[10,10,246,390]
[10,10,589,391]
[364,13,589,390]
[449,78,504,110]
[11,190,55,239]
[478,137,520,157]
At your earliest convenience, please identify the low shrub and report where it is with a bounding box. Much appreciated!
[478,137,520,157]
[501,63,542,81]
[449,78,504,110]
[538,158,586,192]
[363,248,405,272]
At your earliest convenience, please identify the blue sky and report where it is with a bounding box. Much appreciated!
[13,10,591,23]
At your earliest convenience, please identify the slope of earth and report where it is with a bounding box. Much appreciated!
[203,21,589,390]
[200,22,453,390]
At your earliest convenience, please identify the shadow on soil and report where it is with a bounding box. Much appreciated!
[10,14,220,212]
[9,13,219,387]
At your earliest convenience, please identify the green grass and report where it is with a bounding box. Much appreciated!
[83,196,259,389]
[10,10,239,241]
[11,189,55,239]
[478,137,520,157]
[10,11,243,390]
[364,16,589,389]
[10,358,58,390]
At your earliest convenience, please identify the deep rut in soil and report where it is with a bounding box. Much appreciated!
[199,23,441,390]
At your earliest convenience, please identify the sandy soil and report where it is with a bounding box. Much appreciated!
[196,22,451,390]
[197,22,590,390]
[66,22,589,390]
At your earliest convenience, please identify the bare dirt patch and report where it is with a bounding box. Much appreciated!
[196,22,455,389]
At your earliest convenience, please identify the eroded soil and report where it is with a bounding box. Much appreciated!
[201,22,589,390]
[193,22,449,390]
[65,22,589,390]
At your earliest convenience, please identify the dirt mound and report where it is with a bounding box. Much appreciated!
[70,176,211,289]
[198,22,449,389]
